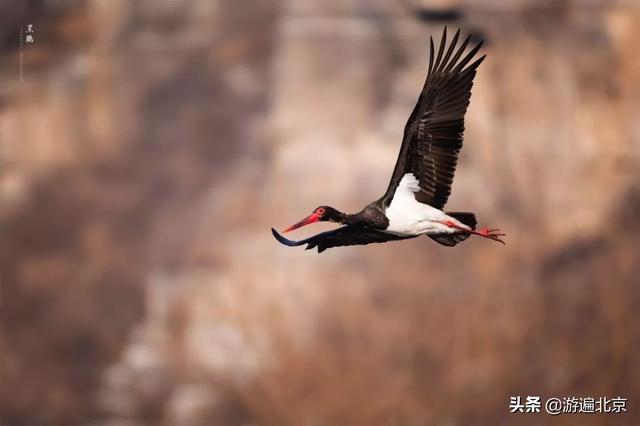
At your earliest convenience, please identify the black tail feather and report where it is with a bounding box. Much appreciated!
[428,233,471,246]
[446,211,477,230]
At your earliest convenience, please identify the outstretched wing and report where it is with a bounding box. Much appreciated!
[271,227,415,253]
[380,27,485,210]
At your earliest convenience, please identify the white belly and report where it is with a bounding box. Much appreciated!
[385,174,469,236]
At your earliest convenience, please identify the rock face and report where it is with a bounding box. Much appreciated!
[1,1,639,425]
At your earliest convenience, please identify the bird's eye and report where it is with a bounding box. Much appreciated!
[317,208,325,215]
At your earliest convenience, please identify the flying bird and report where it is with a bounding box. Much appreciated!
[272,27,505,253]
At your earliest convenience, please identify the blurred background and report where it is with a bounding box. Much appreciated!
[1,0,639,425]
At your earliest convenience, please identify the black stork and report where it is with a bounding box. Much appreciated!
[272,27,505,253]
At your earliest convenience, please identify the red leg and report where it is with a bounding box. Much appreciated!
[437,221,506,245]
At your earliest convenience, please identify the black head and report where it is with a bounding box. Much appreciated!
[314,206,344,222]
[282,205,345,232]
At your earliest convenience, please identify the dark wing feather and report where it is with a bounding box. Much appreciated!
[271,227,415,253]
[380,27,485,210]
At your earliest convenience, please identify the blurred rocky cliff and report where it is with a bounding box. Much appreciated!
[1,0,639,425]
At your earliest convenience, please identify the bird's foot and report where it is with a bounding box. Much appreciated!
[437,220,506,245]
[476,227,506,245]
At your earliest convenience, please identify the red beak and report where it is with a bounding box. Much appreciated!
[283,212,321,233]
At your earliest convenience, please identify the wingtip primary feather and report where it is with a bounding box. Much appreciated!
[436,27,461,73]
[428,36,435,75]
[432,27,448,72]
[427,29,485,77]
[271,227,325,252]
[461,53,486,75]
[271,227,302,247]
[451,39,484,74]
[444,33,471,72]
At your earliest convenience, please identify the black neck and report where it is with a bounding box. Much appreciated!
[345,204,388,229]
